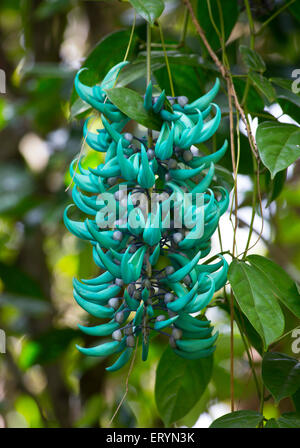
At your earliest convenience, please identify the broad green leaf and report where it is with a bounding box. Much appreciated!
[197,0,239,51]
[116,60,164,87]
[128,0,164,24]
[246,255,300,319]
[210,410,263,428]
[234,308,264,355]
[256,121,300,178]
[155,346,213,426]
[176,388,211,428]
[154,62,206,101]
[70,30,138,110]
[277,413,300,428]
[228,259,285,348]
[143,50,218,70]
[249,72,276,103]
[262,352,300,403]
[240,45,266,72]
[106,87,162,130]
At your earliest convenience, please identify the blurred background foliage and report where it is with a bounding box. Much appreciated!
[0,0,299,428]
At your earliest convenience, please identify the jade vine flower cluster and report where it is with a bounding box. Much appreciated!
[64,61,229,372]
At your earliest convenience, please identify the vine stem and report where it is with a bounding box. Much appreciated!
[158,21,175,97]
[147,22,153,147]
[180,6,189,46]
[241,0,254,105]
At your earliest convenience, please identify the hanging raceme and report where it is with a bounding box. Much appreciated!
[64,59,229,372]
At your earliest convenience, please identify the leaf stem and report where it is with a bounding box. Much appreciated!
[243,155,257,257]
[180,6,189,46]
[158,21,175,97]
[123,11,136,62]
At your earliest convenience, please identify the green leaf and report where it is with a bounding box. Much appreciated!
[128,0,164,24]
[106,87,162,130]
[246,255,300,319]
[234,308,264,355]
[197,0,239,51]
[154,62,206,101]
[210,410,263,428]
[70,30,138,110]
[116,60,164,87]
[240,45,266,72]
[228,259,285,348]
[262,352,300,403]
[249,72,276,103]
[277,413,300,428]
[155,346,213,426]
[256,121,300,178]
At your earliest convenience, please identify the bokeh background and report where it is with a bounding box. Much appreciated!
[0,0,299,428]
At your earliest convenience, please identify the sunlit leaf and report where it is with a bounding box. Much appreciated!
[128,0,164,24]
[210,410,263,428]
[246,255,300,319]
[256,121,300,178]
[155,346,213,425]
[228,259,285,348]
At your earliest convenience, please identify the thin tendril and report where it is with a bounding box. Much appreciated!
[158,21,175,97]
[108,336,139,426]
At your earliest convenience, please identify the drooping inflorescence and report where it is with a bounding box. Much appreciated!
[64,61,229,371]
